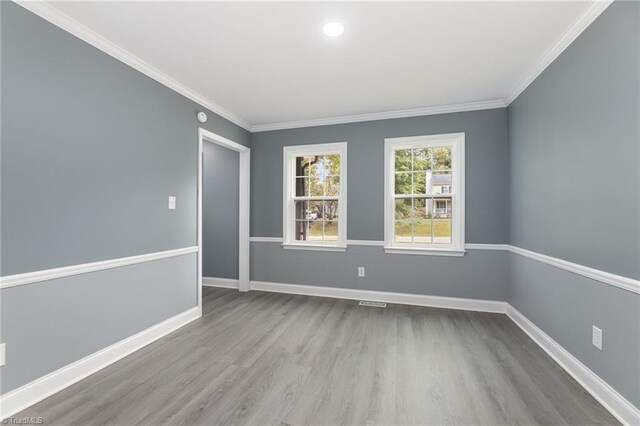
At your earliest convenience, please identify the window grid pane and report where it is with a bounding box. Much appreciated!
[288,147,345,246]
[293,197,340,243]
[392,175,454,246]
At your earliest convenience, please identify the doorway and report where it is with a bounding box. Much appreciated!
[197,128,250,315]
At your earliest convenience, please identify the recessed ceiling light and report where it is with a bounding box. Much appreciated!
[323,22,344,37]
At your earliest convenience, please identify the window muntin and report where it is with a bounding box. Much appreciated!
[384,134,464,255]
[283,143,347,250]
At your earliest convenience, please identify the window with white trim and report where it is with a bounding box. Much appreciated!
[283,143,347,251]
[384,133,465,256]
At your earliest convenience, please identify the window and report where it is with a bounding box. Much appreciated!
[283,142,347,251]
[384,133,465,256]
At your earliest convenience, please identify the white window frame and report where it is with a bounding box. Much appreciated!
[384,133,465,257]
[282,142,347,251]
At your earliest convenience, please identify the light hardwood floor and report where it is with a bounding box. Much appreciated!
[19,287,618,425]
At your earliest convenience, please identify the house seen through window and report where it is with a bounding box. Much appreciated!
[385,133,465,255]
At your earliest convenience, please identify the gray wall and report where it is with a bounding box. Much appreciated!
[3,0,638,412]
[1,2,249,276]
[508,1,640,408]
[508,2,639,280]
[251,108,509,242]
[252,244,508,300]
[0,2,248,394]
[203,142,239,279]
[250,109,509,300]
[0,255,197,394]
[509,253,640,408]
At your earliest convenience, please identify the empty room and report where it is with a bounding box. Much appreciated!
[1,1,638,425]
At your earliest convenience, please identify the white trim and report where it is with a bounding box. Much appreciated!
[246,238,639,293]
[508,245,640,295]
[15,0,610,131]
[504,1,613,104]
[198,129,251,297]
[506,305,640,426]
[251,100,506,132]
[250,238,507,251]
[250,280,506,314]
[202,277,239,289]
[0,247,198,290]
[0,307,200,420]
[384,133,465,254]
[250,237,284,243]
[383,247,466,257]
[282,142,347,249]
[13,1,251,131]
[246,278,639,423]
[465,243,509,251]
[346,240,385,247]
[282,243,347,252]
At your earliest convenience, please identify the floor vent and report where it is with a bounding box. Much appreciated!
[359,300,387,308]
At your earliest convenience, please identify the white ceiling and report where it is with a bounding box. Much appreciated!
[42,1,604,131]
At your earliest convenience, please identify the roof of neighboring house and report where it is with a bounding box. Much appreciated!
[431,174,452,185]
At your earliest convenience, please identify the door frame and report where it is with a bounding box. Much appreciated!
[198,128,251,314]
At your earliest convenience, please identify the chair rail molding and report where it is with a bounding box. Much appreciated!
[0,247,199,290]
[248,237,640,294]
[508,245,640,295]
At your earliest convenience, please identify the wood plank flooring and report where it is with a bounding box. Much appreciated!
[18,287,618,425]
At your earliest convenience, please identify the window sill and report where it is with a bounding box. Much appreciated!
[282,243,347,252]
[383,246,466,257]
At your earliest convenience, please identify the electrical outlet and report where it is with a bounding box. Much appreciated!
[357,267,365,277]
[592,326,603,350]
[168,196,176,210]
[0,343,5,367]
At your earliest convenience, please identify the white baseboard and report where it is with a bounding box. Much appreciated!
[3,281,636,424]
[203,277,239,289]
[0,307,200,420]
[506,305,640,426]
[250,280,506,313]
[247,280,638,423]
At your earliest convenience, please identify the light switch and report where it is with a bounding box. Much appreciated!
[0,343,5,367]
[168,196,176,210]
[592,326,603,350]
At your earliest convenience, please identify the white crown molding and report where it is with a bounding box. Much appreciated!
[13,0,252,131]
[504,0,613,105]
[250,280,507,314]
[15,1,611,132]
[203,277,239,289]
[250,99,507,132]
[507,305,640,426]
[0,246,198,289]
[0,307,200,420]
